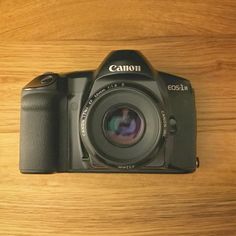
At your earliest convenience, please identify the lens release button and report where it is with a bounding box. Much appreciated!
[169,117,177,134]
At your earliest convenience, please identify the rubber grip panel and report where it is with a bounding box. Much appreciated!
[20,92,59,173]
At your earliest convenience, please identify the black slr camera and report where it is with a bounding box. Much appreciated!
[20,50,197,174]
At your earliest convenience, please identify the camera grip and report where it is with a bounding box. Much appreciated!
[20,91,59,173]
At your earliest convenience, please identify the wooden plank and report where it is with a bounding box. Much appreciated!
[0,0,236,41]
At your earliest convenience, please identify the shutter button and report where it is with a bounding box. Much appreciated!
[40,75,55,85]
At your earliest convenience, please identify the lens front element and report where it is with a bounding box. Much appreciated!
[103,106,145,147]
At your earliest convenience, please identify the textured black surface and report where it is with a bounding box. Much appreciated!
[20,91,60,173]
[160,72,197,171]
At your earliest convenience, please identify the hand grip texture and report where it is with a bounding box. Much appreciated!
[20,91,59,173]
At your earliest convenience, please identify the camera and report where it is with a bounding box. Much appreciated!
[20,50,197,174]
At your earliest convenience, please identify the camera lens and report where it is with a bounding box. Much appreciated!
[80,84,163,168]
[103,106,145,147]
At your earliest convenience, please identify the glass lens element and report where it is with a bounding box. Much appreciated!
[103,106,145,146]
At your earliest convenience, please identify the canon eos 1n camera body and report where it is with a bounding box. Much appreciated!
[20,50,197,174]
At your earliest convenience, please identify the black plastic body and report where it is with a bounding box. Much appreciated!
[20,50,197,174]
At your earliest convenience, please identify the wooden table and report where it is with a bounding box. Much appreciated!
[0,1,235,235]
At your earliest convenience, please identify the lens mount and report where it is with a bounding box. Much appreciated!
[80,82,164,168]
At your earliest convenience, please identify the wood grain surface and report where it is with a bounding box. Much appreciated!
[0,1,236,235]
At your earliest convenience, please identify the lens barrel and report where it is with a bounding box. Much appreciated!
[80,83,163,168]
